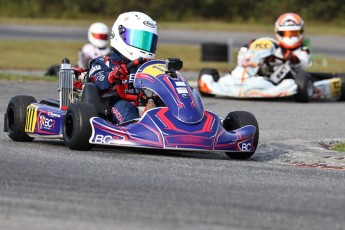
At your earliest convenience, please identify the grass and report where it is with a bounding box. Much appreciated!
[0,40,83,70]
[1,40,345,73]
[0,72,57,82]
[0,40,232,72]
[331,143,345,152]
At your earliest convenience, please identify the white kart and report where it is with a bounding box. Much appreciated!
[198,38,345,102]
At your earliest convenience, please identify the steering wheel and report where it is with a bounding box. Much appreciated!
[115,57,148,101]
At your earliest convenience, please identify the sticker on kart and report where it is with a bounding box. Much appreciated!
[330,78,341,98]
[249,39,273,50]
[25,104,38,133]
[140,63,167,77]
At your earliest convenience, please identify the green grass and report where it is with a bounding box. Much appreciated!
[0,40,83,70]
[0,39,234,72]
[331,143,345,152]
[0,72,57,82]
[0,39,345,73]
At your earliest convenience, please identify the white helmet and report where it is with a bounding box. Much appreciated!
[110,11,158,61]
[275,13,304,49]
[88,22,110,49]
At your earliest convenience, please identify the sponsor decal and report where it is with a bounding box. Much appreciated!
[111,107,124,123]
[177,87,188,94]
[95,72,105,81]
[175,81,186,87]
[123,88,140,94]
[128,73,135,83]
[238,139,253,152]
[330,78,341,98]
[143,21,155,28]
[38,114,56,130]
[250,39,272,50]
[142,64,166,77]
[94,134,113,144]
[48,111,61,118]
[89,65,101,75]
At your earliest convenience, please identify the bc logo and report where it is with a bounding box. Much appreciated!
[238,140,252,151]
[39,115,55,130]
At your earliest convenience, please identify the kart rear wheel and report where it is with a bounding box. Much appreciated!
[63,102,98,150]
[5,95,36,142]
[198,68,220,97]
[223,111,259,159]
[336,73,345,101]
[294,71,313,103]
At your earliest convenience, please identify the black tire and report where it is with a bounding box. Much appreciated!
[63,102,98,150]
[222,111,259,159]
[198,68,220,97]
[44,64,60,77]
[5,95,36,142]
[336,73,345,101]
[309,72,334,81]
[294,71,313,103]
[201,43,228,62]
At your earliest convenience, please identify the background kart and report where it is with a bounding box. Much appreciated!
[198,38,345,102]
[4,58,259,159]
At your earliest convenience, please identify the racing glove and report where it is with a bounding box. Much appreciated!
[108,64,129,84]
[289,54,300,65]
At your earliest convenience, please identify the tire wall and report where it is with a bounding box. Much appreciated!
[201,42,232,62]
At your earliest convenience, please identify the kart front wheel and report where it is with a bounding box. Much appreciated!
[5,95,36,142]
[198,68,220,97]
[223,111,259,159]
[294,71,313,103]
[63,102,98,150]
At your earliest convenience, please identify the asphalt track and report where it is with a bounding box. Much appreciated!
[0,25,345,229]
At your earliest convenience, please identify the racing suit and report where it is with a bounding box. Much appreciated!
[88,51,140,124]
[273,45,311,72]
[77,43,111,68]
[236,38,311,83]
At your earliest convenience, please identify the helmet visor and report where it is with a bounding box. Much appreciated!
[121,27,158,53]
[92,33,109,40]
[277,30,303,37]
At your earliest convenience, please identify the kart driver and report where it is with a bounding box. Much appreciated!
[88,11,158,124]
[273,13,311,71]
[237,13,311,82]
[77,22,111,69]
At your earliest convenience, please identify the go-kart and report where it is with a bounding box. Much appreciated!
[4,58,259,159]
[198,37,345,102]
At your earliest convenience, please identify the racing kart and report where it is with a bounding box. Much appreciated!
[4,58,259,159]
[198,38,345,102]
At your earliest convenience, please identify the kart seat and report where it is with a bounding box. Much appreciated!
[81,82,108,115]
[39,99,60,108]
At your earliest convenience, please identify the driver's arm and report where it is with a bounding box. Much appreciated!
[290,47,311,71]
[88,57,113,91]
